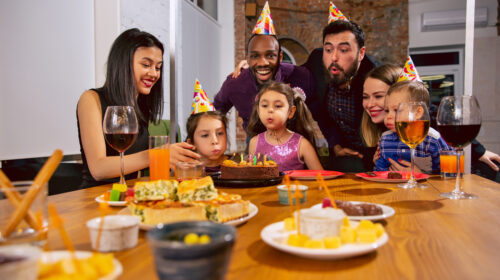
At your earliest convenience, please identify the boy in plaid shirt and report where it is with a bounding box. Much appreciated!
[374,81,452,173]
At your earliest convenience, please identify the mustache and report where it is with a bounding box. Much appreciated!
[328,63,345,73]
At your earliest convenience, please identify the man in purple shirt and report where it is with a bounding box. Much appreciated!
[213,34,315,131]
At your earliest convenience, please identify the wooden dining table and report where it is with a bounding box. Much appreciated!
[46,174,500,280]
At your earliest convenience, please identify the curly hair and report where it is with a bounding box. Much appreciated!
[247,81,317,148]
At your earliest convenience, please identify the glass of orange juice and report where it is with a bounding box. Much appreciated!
[149,136,170,180]
[439,150,464,179]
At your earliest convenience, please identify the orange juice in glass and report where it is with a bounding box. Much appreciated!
[439,150,464,178]
[149,136,170,180]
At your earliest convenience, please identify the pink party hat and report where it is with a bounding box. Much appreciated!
[252,1,276,35]
[397,56,422,82]
[328,2,348,24]
[191,79,215,114]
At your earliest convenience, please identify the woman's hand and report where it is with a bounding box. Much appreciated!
[170,142,201,168]
[479,150,500,171]
[230,60,249,78]
[388,158,423,173]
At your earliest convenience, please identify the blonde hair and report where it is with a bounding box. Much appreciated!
[361,64,402,147]
[387,80,430,106]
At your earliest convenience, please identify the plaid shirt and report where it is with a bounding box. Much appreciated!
[326,86,362,149]
[375,128,453,173]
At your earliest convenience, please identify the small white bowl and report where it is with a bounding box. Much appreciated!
[276,184,308,205]
[0,245,41,280]
[86,215,140,252]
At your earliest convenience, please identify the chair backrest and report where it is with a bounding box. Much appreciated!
[148,120,182,142]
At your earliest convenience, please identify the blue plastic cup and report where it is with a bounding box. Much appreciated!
[147,221,237,280]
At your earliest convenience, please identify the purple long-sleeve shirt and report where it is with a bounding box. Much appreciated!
[213,62,315,130]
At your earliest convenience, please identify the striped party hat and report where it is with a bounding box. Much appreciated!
[328,2,348,24]
[397,56,422,82]
[252,1,276,35]
[191,79,215,114]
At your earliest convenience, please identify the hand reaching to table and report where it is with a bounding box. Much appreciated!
[388,158,423,173]
[334,145,363,159]
[479,150,500,172]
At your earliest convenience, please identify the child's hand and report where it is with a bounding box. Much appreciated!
[373,145,380,164]
[388,158,423,173]
[170,142,201,168]
[334,145,363,158]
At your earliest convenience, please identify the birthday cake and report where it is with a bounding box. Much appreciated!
[220,155,279,180]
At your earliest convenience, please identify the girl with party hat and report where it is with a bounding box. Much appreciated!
[247,82,323,172]
[186,79,228,173]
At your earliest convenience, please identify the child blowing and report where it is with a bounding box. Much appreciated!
[375,80,452,173]
[247,81,323,172]
[185,80,228,173]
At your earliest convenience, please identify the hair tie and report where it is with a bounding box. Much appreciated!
[292,87,306,102]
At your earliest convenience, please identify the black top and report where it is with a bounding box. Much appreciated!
[77,88,149,188]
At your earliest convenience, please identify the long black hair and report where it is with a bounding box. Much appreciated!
[100,28,164,124]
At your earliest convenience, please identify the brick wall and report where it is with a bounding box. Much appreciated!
[233,0,409,151]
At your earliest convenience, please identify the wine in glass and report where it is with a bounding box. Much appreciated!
[395,101,430,188]
[103,106,138,185]
[437,95,481,199]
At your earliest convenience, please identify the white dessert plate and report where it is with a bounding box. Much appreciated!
[95,195,127,207]
[40,250,122,280]
[311,202,395,221]
[355,171,429,183]
[118,202,258,230]
[260,221,388,260]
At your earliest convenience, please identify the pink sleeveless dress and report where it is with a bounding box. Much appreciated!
[255,132,305,172]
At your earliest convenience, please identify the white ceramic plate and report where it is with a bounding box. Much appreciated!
[119,202,258,230]
[260,221,388,260]
[40,251,122,280]
[95,195,127,207]
[311,202,395,221]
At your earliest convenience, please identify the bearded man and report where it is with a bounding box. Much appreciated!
[303,19,378,172]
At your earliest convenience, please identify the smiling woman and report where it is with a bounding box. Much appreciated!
[77,28,201,188]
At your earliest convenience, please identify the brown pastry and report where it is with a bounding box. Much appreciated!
[387,171,403,179]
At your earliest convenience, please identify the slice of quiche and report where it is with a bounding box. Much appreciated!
[134,180,178,201]
[196,192,250,223]
[177,176,218,203]
[128,199,206,225]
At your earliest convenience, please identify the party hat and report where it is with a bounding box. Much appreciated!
[191,79,215,114]
[328,2,348,24]
[252,1,276,35]
[397,56,422,82]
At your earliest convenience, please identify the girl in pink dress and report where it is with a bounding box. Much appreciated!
[247,82,323,172]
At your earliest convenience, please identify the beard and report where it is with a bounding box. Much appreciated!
[324,56,359,87]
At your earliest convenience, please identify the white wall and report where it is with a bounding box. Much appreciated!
[409,0,500,154]
[0,0,95,160]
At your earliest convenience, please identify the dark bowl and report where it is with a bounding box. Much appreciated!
[147,221,237,280]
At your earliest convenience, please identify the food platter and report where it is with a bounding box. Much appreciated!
[210,172,284,188]
[40,251,123,280]
[311,202,395,221]
[355,171,429,183]
[95,195,127,207]
[285,170,344,180]
[118,202,258,230]
[260,221,388,260]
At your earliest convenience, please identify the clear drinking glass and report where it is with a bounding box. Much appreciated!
[437,95,481,199]
[103,106,138,185]
[395,102,430,188]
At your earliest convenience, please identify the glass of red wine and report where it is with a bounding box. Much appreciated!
[437,95,481,199]
[103,106,138,185]
[395,102,430,189]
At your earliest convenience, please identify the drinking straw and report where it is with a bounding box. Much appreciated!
[283,175,294,217]
[95,202,112,252]
[291,190,303,234]
[2,150,63,237]
[0,170,40,230]
[48,203,75,253]
[316,173,337,209]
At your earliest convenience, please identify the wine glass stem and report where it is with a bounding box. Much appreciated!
[410,147,416,183]
[119,151,126,185]
[453,149,463,195]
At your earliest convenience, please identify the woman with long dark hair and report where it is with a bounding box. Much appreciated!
[77,28,199,187]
